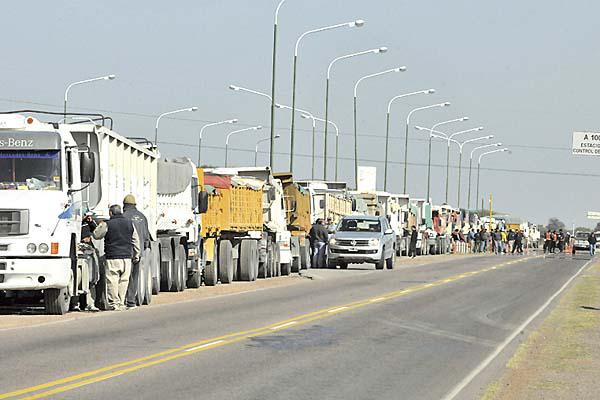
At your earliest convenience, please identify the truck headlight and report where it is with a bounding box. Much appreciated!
[329,238,337,245]
[369,238,380,247]
[38,243,49,254]
[27,243,37,254]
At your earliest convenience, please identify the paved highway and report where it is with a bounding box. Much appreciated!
[0,253,587,400]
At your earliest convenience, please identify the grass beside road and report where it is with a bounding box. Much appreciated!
[482,259,600,400]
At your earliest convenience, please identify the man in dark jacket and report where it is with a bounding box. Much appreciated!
[122,194,151,309]
[309,219,329,268]
[91,204,141,311]
[408,226,418,258]
[588,232,597,257]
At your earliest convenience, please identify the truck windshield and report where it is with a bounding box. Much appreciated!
[0,150,62,190]
[338,219,381,233]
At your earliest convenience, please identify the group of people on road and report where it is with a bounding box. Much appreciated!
[542,229,571,254]
[81,195,151,312]
[464,227,525,255]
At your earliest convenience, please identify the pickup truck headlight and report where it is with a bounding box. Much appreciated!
[368,238,380,247]
[27,243,37,254]
[329,238,337,245]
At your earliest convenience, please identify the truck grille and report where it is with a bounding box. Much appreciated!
[335,239,370,247]
[0,262,5,283]
[0,209,29,237]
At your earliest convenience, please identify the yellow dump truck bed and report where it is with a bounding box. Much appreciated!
[277,174,311,234]
[199,169,264,236]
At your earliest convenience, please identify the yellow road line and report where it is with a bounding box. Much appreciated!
[1,256,539,400]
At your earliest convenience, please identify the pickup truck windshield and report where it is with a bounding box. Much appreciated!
[575,232,589,239]
[338,219,381,233]
[0,150,62,190]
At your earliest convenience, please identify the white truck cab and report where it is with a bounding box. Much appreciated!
[0,113,97,314]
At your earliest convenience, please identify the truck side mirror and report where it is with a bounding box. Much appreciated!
[198,191,209,214]
[268,187,277,201]
[79,152,95,183]
[319,199,325,209]
[351,198,357,212]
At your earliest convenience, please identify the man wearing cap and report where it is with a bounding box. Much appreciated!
[90,204,141,311]
[122,194,151,309]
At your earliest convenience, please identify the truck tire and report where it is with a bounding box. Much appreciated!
[136,258,147,306]
[339,262,348,269]
[281,262,291,276]
[239,239,255,282]
[219,240,234,284]
[150,245,161,295]
[252,241,259,281]
[160,244,173,292]
[204,262,218,286]
[44,287,70,315]
[178,245,187,291]
[187,257,201,288]
[143,258,153,305]
[170,243,182,292]
[299,244,310,269]
[273,243,281,277]
[291,256,301,273]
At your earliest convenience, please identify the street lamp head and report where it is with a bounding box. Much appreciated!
[274,134,282,138]
[301,114,311,120]
[485,135,494,139]
[229,85,239,91]
[350,19,365,27]
[496,142,502,146]
[426,89,436,94]
[476,126,484,131]
[442,102,451,107]
[414,126,425,131]
[190,107,199,112]
[396,66,407,72]
[461,117,469,121]
[376,47,388,53]
[275,103,285,109]
[106,75,116,80]
[255,126,263,130]
[229,119,238,124]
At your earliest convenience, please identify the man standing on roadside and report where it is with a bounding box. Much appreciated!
[309,218,329,268]
[408,225,418,259]
[91,204,141,311]
[588,232,596,257]
[123,194,151,309]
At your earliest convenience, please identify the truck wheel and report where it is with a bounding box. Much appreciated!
[136,258,147,306]
[281,262,291,276]
[170,245,182,292]
[239,240,255,281]
[219,240,234,284]
[44,287,70,315]
[150,245,161,295]
[204,262,218,286]
[291,256,301,273]
[143,258,153,305]
[327,260,337,269]
[251,241,259,281]
[178,245,187,291]
[339,262,348,269]
[160,246,173,292]
[274,243,281,277]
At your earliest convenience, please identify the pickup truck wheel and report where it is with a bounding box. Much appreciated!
[204,262,218,286]
[339,262,348,269]
[44,287,70,315]
[327,260,337,269]
[386,252,395,270]
[375,254,385,270]
[219,240,234,284]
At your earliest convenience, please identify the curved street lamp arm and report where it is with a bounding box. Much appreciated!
[387,89,435,113]
[274,0,287,25]
[478,148,508,164]
[470,143,502,159]
[327,47,384,78]
[406,102,450,124]
[354,67,405,97]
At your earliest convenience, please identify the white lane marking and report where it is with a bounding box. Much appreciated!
[185,340,225,352]
[370,297,385,302]
[328,306,349,313]
[424,283,435,287]
[442,257,595,400]
[270,321,298,330]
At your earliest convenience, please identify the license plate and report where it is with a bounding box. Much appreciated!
[347,248,358,252]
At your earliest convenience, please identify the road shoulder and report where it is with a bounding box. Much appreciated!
[482,258,600,400]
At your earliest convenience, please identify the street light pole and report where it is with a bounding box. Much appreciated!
[454,135,494,209]
[414,118,468,201]
[225,125,262,167]
[468,143,502,209]
[324,46,387,179]
[198,119,238,166]
[443,126,484,203]
[403,102,451,194]
[276,104,316,178]
[307,115,339,180]
[384,88,435,191]
[64,74,116,119]
[255,134,280,166]
[476,148,508,215]
[290,19,364,174]
[353,67,406,189]
[154,107,199,147]
[270,0,288,170]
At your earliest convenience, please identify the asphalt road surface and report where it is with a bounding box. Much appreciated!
[0,253,588,400]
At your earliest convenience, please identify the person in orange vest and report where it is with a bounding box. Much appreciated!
[543,231,552,253]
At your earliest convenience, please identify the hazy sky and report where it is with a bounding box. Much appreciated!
[1,1,599,227]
